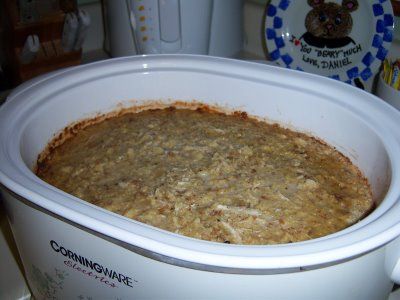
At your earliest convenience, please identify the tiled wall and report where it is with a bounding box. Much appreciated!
[243,1,268,59]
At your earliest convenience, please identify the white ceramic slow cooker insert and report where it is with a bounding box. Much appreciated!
[1,55,400,299]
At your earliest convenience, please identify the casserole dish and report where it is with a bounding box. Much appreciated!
[1,55,400,299]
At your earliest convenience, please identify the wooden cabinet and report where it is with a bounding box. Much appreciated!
[392,0,400,16]
[1,0,81,86]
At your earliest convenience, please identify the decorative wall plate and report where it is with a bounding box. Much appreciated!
[265,0,394,86]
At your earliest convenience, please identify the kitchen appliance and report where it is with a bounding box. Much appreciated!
[104,0,243,57]
[1,55,400,299]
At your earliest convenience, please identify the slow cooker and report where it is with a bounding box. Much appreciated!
[1,55,400,299]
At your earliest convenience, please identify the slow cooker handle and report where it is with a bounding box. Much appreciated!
[385,235,400,283]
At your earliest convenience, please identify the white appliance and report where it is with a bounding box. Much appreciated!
[105,0,243,57]
[1,55,400,299]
